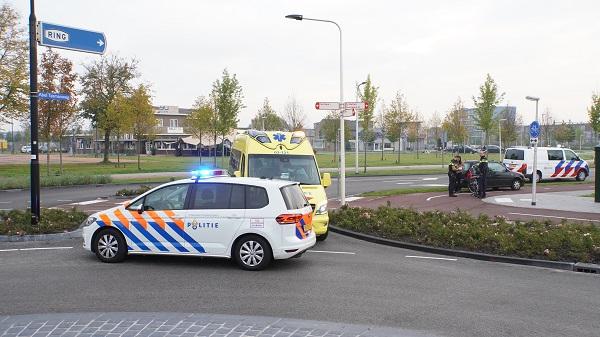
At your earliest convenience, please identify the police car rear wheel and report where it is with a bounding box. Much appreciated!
[94,228,126,263]
[234,235,272,271]
[576,170,586,181]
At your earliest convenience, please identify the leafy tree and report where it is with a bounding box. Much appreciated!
[80,55,138,163]
[473,74,504,145]
[105,92,132,168]
[127,85,156,170]
[443,98,468,145]
[406,112,422,157]
[320,112,339,162]
[428,111,442,148]
[211,69,244,167]
[383,91,412,164]
[185,96,215,164]
[250,97,285,130]
[358,75,378,172]
[498,106,520,147]
[38,49,78,175]
[0,4,28,125]
[588,93,600,143]
[554,121,576,146]
[376,107,386,160]
[282,96,306,131]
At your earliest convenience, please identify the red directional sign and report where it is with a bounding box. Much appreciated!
[344,102,368,111]
[315,102,341,110]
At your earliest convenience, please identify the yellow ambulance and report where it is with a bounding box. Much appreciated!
[229,130,332,241]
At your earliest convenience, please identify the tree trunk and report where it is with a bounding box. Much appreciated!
[363,142,367,174]
[58,133,63,175]
[116,130,120,168]
[213,132,217,167]
[332,141,336,163]
[381,136,384,161]
[137,139,141,170]
[221,132,226,169]
[103,130,110,163]
[198,131,202,165]
[46,141,50,176]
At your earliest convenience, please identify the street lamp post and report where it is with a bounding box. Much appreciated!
[355,81,367,174]
[285,14,347,205]
[526,96,540,206]
[498,118,507,162]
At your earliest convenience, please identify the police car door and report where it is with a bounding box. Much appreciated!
[185,183,245,255]
[546,149,565,179]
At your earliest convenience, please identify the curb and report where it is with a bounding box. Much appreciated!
[330,225,576,271]
[0,228,81,242]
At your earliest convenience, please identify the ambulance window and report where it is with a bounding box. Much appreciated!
[547,150,564,161]
[564,150,579,161]
[144,184,189,211]
[505,149,523,160]
[191,183,232,209]
[246,186,269,209]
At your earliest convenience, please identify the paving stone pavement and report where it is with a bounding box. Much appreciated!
[0,312,442,337]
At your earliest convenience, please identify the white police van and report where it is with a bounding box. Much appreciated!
[503,147,590,183]
[82,169,316,270]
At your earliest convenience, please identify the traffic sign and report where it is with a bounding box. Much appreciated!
[344,102,368,111]
[530,137,538,144]
[342,108,356,118]
[529,121,540,138]
[315,102,340,110]
[39,92,70,101]
[38,22,107,54]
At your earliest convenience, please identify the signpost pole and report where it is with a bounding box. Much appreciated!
[28,0,40,225]
[337,23,345,206]
[532,100,539,206]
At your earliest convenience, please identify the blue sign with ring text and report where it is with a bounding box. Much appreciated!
[39,92,70,101]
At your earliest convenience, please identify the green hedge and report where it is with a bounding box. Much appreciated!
[0,175,112,190]
[331,205,600,264]
[0,208,88,235]
[116,185,152,197]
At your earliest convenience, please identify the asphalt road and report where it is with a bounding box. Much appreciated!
[0,233,598,337]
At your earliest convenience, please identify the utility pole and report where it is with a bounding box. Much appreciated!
[28,0,40,225]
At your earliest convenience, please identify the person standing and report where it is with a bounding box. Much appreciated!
[478,147,489,198]
[448,156,460,197]
[454,155,463,194]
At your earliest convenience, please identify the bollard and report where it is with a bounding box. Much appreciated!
[595,145,600,203]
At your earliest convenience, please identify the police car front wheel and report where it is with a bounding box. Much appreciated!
[234,235,272,271]
[94,228,127,263]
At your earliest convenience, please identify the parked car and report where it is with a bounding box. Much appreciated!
[20,145,31,153]
[459,160,525,191]
[484,145,501,153]
[447,145,477,154]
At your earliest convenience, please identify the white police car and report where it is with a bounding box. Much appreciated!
[82,169,316,270]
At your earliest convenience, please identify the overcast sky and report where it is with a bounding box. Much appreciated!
[8,0,600,128]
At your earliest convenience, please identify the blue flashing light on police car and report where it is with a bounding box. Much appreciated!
[190,168,228,181]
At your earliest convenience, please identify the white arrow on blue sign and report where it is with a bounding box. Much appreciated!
[38,22,106,55]
[39,92,70,101]
[529,121,540,138]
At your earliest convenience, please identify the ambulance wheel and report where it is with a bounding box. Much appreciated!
[234,235,272,271]
[94,228,127,263]
[511,179,522,190]
[316,229,329,241]
[575,170,587,181]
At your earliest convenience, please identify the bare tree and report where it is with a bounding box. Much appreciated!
[282,96,306,131]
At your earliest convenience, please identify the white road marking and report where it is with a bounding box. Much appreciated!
[345,196,364,202]
[308,250,356,255]
[406,255,457,261]
[426,194,446,201]
[382,179,419,183]
[395,182,411,185]
[519,198,532,202]
[495,197,514,203]
[0,246,73,252]
[70,199,106,206]
[0,208,11,211]
[420,184,447,187]
[508,212,600,223]
[422,177,439,181]
[0,201,11,204]
[56,199,73,202]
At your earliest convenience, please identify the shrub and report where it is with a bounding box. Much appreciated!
[0,175,112,190]
[0,208,88,236]
[115,185,152,197]
[330,206,600,264]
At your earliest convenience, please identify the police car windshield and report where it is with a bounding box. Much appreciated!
[248,154,321,185]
